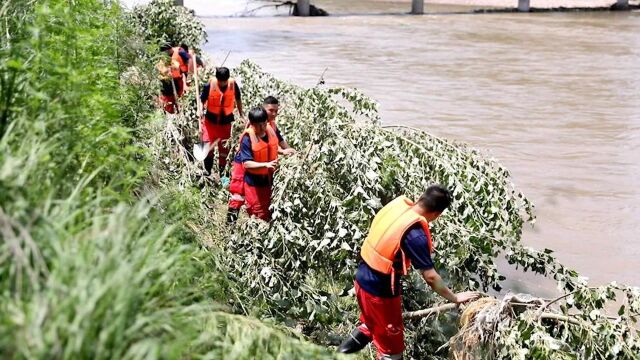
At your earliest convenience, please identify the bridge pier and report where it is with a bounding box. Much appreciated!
[411,0,424,14]
[297,0,310,16]
[518,0,530,12]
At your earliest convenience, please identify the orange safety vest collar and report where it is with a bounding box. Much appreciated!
[206,79,236,118]
[268,119,278,133]
[241,125,279,176]
[360,196,433,295]
[245,120,277,133]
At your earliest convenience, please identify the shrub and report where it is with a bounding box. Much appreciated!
[131,0,207,50]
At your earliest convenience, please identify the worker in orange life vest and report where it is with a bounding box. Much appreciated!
[226,96,296,224]
[156,58,178,114]
[160,43,190,98]
[180,43,204,84]
[338,185,480,359]
[200,67,245,177]
[230,107,279,222]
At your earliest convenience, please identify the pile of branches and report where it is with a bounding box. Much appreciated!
[225,60,556,311]
[148,58,640,357]
[407,287,640,359]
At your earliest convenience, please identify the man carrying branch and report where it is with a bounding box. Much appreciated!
[339,185,480,359]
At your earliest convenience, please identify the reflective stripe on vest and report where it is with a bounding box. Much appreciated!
[360,196,433,293]
[242,125,279,176]
[207,79,236,117]
[170,47,187,78]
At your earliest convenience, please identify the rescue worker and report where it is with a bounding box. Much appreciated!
[263,96,296,156]
[232,107,278,222]
[338,185,480,359]
[180,43,204,83]
[200,67,245,177]
[160,43,190,97]
[227,96,295,224]
[156,59,178,114]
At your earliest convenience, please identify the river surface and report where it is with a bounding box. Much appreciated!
[125,0,640,289]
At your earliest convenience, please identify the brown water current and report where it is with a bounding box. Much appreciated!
[201,1,640,290]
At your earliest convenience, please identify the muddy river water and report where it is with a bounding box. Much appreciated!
[125,0,640,290]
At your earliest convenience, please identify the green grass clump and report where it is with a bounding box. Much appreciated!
[0,0,342,358]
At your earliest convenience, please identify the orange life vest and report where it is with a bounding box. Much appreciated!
[360,196,433,294]
[241,125,279,176]
[268,120,278,133]
[206,79,236,117]
[170,47,187,78]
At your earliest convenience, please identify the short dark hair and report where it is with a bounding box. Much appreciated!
[159,43,171,52]
[180,43,189,52]
[248,107,268,124]
[215,67,230,81]
[263,96,279,105]
[417,185,452,213]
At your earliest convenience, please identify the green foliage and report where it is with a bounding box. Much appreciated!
[0,0,36,138]
[0,186,339,359]
[222,60,546,319]
[489,284,640,359]
[159,60,639,358]
[131,0,207,50]
[4,0,636,358]
[1,0,146,200]
[0,1,344,359]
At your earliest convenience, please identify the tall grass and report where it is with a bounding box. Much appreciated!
[0,0,341,358]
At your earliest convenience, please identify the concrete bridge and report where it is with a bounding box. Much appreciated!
[294,0,630,14]
[171,0,631,15]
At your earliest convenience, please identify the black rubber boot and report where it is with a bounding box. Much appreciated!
[203,155,214,176]
[338,327,371,354]
[226,207,240,224]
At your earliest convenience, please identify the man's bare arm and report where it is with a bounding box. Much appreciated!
[422,268,479,304]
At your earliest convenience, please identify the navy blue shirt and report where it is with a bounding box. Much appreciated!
[235,130,283,187]
[167,48,190,73]
[356,224,434,298]
[200,82,242,124]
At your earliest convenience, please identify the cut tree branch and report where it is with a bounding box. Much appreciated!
[404,301,582,326]
[404,303,458,320]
